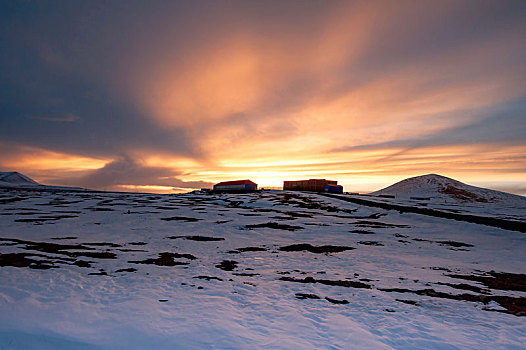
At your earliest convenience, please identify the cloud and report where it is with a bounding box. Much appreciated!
[72,155,212,191]
[330,98,526,154]
[489,185,526,197]
[30,113,79,122]
[115,0,526,160]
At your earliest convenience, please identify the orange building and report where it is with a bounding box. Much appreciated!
[213,179,258,192]
[283,179,339,192]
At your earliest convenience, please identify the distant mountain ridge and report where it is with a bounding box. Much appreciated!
[372,174,525,204]
[0,171,41,187]
[0,171,86,192]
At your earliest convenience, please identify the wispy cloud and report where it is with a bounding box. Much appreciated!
[330,99,526,154]
[72,155,212,191]
[30,113,79,122]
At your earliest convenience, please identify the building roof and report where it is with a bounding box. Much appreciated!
[214,179,257,186]
[284,179,337,183]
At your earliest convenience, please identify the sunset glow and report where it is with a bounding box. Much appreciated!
[1,1,525,195]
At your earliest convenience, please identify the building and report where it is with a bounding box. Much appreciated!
[213,179,258,192]
[283,179,340,192]
[323,183,343,194]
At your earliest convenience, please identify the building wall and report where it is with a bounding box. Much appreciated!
[323,184,343,193]
[213,183,257,191]
[283,179,338,192]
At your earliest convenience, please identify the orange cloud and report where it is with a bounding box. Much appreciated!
[0,144,108,184]
[3,1,525,195]
[124,0,525,163]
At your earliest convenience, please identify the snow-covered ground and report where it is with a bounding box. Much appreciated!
[0,188,525,349]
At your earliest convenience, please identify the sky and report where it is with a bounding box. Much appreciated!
[1,0,525,194]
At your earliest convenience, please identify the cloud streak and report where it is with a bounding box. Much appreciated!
[30,113,79,122]
[68,156,213,191]
[331,99,526,154]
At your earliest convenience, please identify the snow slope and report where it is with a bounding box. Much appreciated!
[0,188,524,349]
[0,171,40,187]
[0,171,87,192]
[372,174,525,203]
[368,174,526,222]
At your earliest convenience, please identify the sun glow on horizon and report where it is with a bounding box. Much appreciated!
[2,141,525,196]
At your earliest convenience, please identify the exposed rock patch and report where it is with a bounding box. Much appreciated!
[216,260,238,271]
[245,222,303,231]
[279,244,354,254]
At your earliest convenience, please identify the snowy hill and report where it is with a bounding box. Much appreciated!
[361,174,526,223]
[0,171,86,192]
[372,174,526,204]
[0,171,40,187]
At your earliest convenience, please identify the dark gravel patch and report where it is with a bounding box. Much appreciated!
[161,216,200,222]
[447,272,526,292]
[325,297,349,304]
[216,260,238,271]
[354,220,410,228]
[227,247,267,254]
[437,241,474,248]
[245,222,303,231]
[194,276,223,281]
[350,230,375,234]
[279,244,354,254]
[379,287,526,316]
[280,276,371,289]
[436,282,490,294]
[84,242,122,248]
[0,197,28,204]
[232,272,260,277]
[358,241,384,246]
[0,238,117,259]
[130,252,195,266]
[396,299,419,306]
[0,253,56,269]
[115,268,137,273]
[73,260,91,268]
[169,235,224,241]
[296,293,321,300]
[73,251,117,259]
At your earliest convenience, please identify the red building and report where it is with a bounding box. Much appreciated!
[283,179,339,192]
[213,179,258,192]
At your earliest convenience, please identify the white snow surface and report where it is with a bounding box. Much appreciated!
[0,188,525,349]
